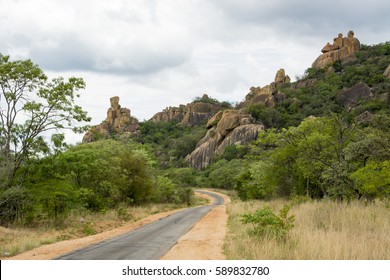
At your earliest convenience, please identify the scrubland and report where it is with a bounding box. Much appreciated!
[225,199,390,259]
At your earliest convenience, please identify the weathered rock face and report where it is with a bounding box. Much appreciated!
[83,96,140,142]
[384,64,390,78]
[238,68,290,109]
[338,82,373,109]
[312,31,361,68]
[150,94,222,126]
[185,110,264,169]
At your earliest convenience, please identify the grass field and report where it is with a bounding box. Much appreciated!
[224,199,390,259]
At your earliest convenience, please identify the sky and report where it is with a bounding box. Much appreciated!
[1,0,390,143]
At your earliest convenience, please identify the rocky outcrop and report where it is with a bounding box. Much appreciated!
[150,94,223,126]
[185,110,264,169]
[384,64,390,78]
[355,111,374,124]
[338,82,373,109]
[312,31,361,68]
[238,68,290,109]
[83,96,140,142]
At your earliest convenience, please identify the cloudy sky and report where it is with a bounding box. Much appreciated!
[1,0,390,143]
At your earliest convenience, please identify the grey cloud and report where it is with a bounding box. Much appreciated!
[28,35,95,71]
[1,32,192,75]
[210,0,390,42]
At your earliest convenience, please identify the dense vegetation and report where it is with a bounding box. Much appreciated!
[135,121,207,168]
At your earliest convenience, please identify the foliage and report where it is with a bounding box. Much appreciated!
[233,112,390,201]
[136,121,207,168]
[0,54,90,189]
[234,161,277,200]
[193,95,232,109]
[7,137,195,226]
[197,159,248,189]
[351,161,390,201]
[241,205,295,240]
[162,168,197,187]
[153,176,193,205]
[217,144,250,161]
[247,104,289,129]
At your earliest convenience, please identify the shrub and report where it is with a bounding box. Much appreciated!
[241,205,295,241]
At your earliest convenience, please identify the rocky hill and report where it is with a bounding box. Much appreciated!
[185,31,390,169]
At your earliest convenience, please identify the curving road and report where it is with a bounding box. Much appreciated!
[55,190,224,260]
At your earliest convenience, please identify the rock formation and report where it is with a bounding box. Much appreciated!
[338,82,373,109]
[238,68,290,109]
[150,94,223,126]
[83,96,140,142]
[312,31,361,68]
[185,110,264,169]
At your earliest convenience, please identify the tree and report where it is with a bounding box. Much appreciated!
[351,160,390,201]
[0,54,90,188]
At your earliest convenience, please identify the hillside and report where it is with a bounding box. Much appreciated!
[187,33,390,201]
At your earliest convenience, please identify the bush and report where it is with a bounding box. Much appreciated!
[153,176,194,205]
[241,205,295,241]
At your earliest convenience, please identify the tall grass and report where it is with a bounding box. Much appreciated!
[225,199,390,259]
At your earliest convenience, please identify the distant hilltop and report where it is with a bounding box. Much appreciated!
[83,96,140,143]
[312,30,361,68]
[150,94,226,126]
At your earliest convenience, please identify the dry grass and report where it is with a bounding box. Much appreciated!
[225,199,390,259]
[0,202,194,258]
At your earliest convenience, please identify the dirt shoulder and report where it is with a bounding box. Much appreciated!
[6,190,229,260]
[161,190,230,260]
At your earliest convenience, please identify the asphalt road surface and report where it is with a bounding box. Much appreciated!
[55,190,224,260]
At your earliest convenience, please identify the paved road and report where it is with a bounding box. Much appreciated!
[56,190,224,260]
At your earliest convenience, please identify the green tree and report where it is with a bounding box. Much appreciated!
[351,161,390,201]
[0,54,90,188]
[55,140,155,209]
[235,161,277,200]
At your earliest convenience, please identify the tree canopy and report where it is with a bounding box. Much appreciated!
[0,54,90,188]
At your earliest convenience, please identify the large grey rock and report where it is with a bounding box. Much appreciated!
[185,110,264,169]
[338,82,373,108]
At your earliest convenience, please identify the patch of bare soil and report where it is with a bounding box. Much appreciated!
[5,190,229,260]
[161,190,230,260]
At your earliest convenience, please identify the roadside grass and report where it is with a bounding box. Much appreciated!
[0,196,207,258]
[225,199,390,259]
